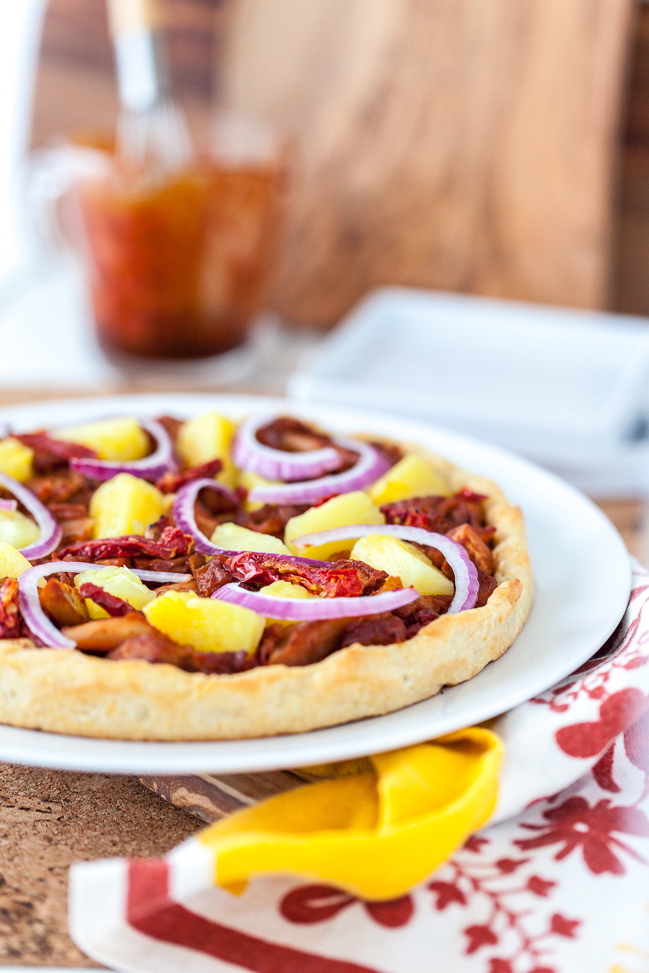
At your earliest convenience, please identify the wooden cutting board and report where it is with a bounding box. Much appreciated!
[218,0,633,326]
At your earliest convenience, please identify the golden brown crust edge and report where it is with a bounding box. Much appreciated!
[0,446,533,741]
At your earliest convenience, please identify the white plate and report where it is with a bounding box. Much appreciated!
[0,393,631,774]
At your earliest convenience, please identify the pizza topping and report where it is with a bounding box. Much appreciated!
[292,524,480,614]
[224,551,387,597]
[259,618,351,666]
[172,477,240,554]
[233,414,343,481]
[39,578,89,627]
[246,437,390,506]
[0,577,24,638]
[61,612,157,652]
[155,458,223,494]
[214,583,419,622]
[58,524,195,563]
[0,469,62,559]
[78,583,139,618]
[18,561,193,649]
[381,491,487,534]
[339,612,407,649]
[237,502,309,538]
[68,417,176,483]
[0,411,504,673]
[445,523,494,576]
[393,594,453,638]
[14,432,97,474]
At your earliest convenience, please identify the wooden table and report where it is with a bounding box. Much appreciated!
[0,387,643,968]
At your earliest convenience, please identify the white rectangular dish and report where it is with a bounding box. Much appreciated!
[288,288,649,494]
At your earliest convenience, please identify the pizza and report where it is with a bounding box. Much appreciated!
[0,408,532,740]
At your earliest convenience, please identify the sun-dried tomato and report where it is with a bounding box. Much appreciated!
[381,491,486,534]
[311,493,340,508]
[155,458,224,494]
[194,554,235,597]
[78,583,133,617]
[0,577,23,638]
[224,552,387,597]
[27,470,92,507]
[59,524,194,563]
[16,433,97,474]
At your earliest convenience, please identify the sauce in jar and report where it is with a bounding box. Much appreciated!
[76,153,283,359]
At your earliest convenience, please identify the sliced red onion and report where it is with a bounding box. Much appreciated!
[232,414,342,481]
[69,417,176,482]
[0,470,62,558]
[292,524,480,613]
[213,582,419,621]
[19,560,114,648]
[0,498,17,512]
[172,478,239,555]
[18,560,193,649]
[131,569,192,583]
[248,437,390,505]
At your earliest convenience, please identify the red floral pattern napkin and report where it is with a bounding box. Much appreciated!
[69,560,649,973]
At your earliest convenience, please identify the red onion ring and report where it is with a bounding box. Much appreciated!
[172,478,240,555]
[247,437,390,505]
[0,470,62,559]
[213,582,419,621]
[0,499,17,511]
[292,524,480,613]
[172,479,335,568]
[69,418,176,482]
[18,561,192,649]
[232,414,342,481]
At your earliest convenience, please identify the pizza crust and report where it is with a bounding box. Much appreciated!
[0,446,533,740]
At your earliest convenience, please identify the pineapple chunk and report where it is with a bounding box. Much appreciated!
[144,590,264,655]
[262,580,313,599]
[285,490,385,560]
[367,453,452,505]
[238,469,281,511]
[0,510,39,549]
[90,473,166,538]
[0,437,34,482]
[176,412,236,486]
[0,541,32,577]
[210,522,291,555]
[53,417,149,461]
[260,579,313,624]
[350,534,454,597]
[74,565,155,619]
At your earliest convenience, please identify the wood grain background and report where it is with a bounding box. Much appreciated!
[29,0,649,326]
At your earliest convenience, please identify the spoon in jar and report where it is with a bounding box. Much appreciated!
[106,0,193,173]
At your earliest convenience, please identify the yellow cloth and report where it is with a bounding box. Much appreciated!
[197,726,502,901]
